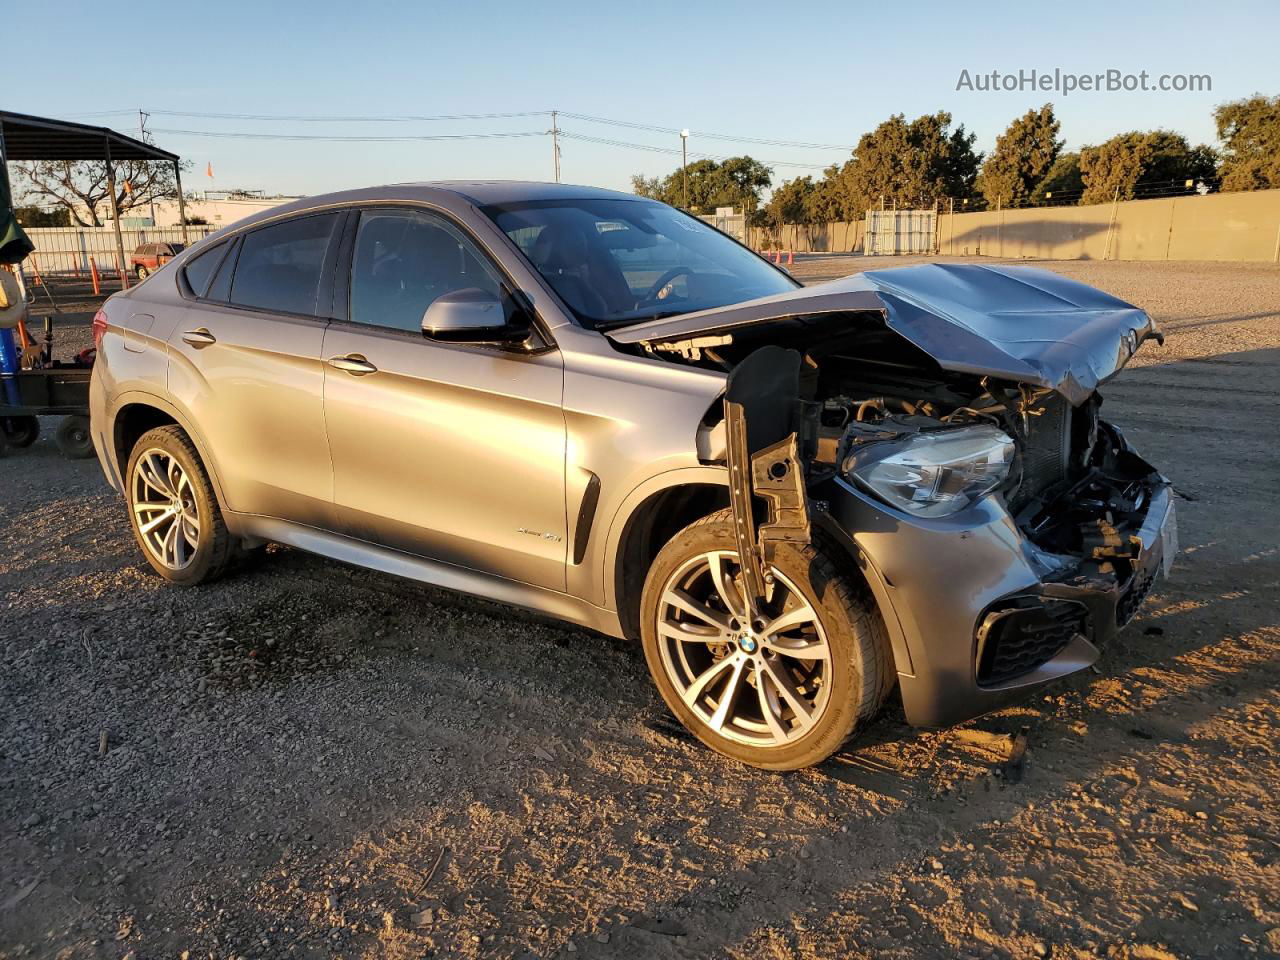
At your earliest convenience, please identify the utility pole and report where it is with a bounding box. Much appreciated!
[680,129,690,209]
[138,109,157,227]
[549,110,561,183]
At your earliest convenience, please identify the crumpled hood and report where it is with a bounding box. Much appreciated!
[608,263,1162,406]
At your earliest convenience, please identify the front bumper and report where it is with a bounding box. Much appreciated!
[815,468,1174,729]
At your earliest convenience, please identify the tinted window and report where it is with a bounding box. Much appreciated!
[349,209,504,332]
[206,239,239,302]
[484,199,797,330]
[229,214,339,316]
[182,242,225,297]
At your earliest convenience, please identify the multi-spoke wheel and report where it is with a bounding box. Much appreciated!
[125,425,235,585]
[132,448,202,570]
[641,509,892,770]
[656,550,833,747]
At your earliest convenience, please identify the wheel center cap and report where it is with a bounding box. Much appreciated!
[738,634,759,654]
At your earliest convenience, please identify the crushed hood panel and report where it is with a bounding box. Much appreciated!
[608,263,1161,406]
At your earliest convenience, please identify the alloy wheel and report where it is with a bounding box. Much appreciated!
[655,550,832,747]
[130,448,201,570]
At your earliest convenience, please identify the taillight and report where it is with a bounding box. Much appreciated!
[92,309,108,349]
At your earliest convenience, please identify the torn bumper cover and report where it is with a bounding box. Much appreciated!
[816,448,1175,729]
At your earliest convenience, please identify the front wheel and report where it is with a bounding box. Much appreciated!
[135,265,150,280]
[640,509,893,770]
[126,425,235,585]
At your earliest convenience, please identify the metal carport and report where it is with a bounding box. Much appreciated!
[0,110,190,283]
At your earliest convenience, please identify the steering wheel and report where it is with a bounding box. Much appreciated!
[642,266,694,303]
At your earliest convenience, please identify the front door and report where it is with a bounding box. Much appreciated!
[321,206,567,591]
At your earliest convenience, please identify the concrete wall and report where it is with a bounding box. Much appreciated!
[939,189,1280,262]
[750,220,863,253]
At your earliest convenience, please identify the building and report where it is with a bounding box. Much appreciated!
[111,191,302,229]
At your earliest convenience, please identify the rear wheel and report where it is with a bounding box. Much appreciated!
[54,415,94,459]
[1,415,39,448]
[126,425,234,585]
[640,509,893,770]
[135,265,150,280]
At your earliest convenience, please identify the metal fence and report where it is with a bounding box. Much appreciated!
[22,225,218,279]
[864,209,937,256]
[698,211,747,243]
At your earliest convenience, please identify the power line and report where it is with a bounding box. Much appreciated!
[91,106,856,151]
[558,132,836,170]
[150,127,548,142]
[558,111,856,151]
[147,109,550,123]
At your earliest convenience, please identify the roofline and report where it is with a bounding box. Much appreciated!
[0,110,180,163]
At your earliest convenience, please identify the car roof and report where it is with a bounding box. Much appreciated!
[182,181,653,253]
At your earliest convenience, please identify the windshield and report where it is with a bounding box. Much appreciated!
[483,198,798,330]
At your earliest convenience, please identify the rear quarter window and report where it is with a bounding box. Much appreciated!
[228,214,340,316]
[181,242,226,297]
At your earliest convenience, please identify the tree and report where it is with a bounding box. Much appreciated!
[12,158,185,227]
[1079,131,1217,204]
[761,176,815,228]
[1214,94,1280,191]
[13,205,71,227]
[825,112,981,215]
[629,156,773,214]
[976,104,1062,208]
[1029,152,1083,204]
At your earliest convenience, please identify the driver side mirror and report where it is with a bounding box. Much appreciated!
[421,288,530,344]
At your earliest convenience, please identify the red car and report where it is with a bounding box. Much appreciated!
[129,242,186,280]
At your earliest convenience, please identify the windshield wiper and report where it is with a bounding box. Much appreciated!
[596,310,684,332]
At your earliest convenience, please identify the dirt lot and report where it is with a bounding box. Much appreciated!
[2,257,1278,959]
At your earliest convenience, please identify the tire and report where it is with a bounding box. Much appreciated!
[54,415,94,459]
[125,425,235,585]
[1,415,39,448]
[640,508,893,771]
[135,265,150,280]
[0,432,9,458]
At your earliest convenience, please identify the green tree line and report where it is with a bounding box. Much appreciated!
[632,94,1280,230]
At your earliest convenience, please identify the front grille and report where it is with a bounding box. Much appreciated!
[976,599,1089,686]
[1008,394,1073,513]
[1117,561,1157,626]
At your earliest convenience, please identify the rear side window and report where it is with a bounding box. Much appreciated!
[182,242,226,297]
[229,214,339,316]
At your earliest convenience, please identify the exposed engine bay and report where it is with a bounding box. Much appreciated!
[635,309,1167,579]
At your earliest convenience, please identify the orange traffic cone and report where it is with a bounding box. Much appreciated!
[786,250,794,266]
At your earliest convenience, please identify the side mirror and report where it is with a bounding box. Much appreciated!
[421,288,529,344]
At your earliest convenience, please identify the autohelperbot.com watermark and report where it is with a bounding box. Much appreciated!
[955,68,1212,96]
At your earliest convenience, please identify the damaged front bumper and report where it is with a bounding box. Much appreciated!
[814,454,1175,729]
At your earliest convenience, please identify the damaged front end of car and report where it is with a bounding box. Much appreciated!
[609,263,1177,728]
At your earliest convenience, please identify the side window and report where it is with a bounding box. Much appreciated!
[181,242,226,298]
[228,213,339,316]
[349,209,504,332]
[206,238,239,302]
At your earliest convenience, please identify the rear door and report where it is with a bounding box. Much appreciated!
[320,205,567,590]
[167,211,343,528]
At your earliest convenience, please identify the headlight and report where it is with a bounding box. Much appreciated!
[842,425,1014,518]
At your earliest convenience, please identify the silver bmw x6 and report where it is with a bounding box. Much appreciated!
[89,182,1176,769]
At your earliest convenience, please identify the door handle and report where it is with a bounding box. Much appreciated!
[181,328,216,347]
[327,354,378,375]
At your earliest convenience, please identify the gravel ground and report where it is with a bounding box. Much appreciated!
[2,257,1278,959]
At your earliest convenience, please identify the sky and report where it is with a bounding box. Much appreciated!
[5,0,1277,199]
